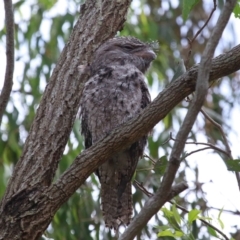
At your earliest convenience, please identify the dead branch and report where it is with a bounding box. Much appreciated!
[0,0,15,124]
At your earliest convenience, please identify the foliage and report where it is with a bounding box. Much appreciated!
[233,0,240,18]
[157,205,226,240]
[224,159,240,171]
[0,0,240,239]
[181,0,200,21]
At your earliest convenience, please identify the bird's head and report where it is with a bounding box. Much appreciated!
[90,37,158,75]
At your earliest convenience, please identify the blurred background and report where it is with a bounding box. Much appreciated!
[0,0,240,239]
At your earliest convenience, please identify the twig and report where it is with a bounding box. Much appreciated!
[133,180,152,198]
[211,207,240,216]
[200,109,231,155]
[134,180,188,201]
[185,0,217,69]
[134,180,229,240]
[0,0,15,125]
[200,109,240,190]
[159,132,172,146]
[119,1,237,239]
[192,0,217,43]
[183,147,213,158]
[135,167,153,172]
[170,134,231,158]
[143,154,157,165]
[184,144,229,158]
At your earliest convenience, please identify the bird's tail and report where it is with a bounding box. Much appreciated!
[101,181,132,230]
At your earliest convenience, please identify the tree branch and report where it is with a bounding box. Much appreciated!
[184,147,213,158]
[119,0,237,239]
[0,0,15,125]
[134,180,188,201]
[170,136,232,158]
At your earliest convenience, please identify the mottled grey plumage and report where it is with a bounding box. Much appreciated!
[80,37,156,230]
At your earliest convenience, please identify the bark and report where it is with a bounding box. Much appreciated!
[0,0,240,239]
[0,0,14,125]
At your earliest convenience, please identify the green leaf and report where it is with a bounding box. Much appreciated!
[171,59,186,81]
[198,216,212,221]
[158,229,175,237]
[158,229,184,237]
[13,0,25,8]
[162,207,173,218]
[207,226,218,237]
[39,0,58,10]
[154,155,168,175]
[174,231,184,237]
[172,205,181,225]
[218,206,224,219]
[218,218,224,229]
[233,1,240,18]
[188,209,200,224]
[157,225,170,231]
[162,207,181,231]
[224,159,240,171]
[217,206,224,229]
[182,0,200,21]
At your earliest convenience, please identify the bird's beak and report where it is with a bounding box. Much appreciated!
[134,49,156,61]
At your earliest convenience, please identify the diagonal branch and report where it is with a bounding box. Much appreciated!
[170,136,232,158]
[183,147,214,158]
[0,0,15,125]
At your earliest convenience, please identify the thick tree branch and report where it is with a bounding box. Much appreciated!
[119,0,237,239]
[0,0,14,125]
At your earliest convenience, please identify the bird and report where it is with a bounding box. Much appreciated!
[79,36,156,230]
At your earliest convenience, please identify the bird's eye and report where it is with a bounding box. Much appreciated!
[123,45,132,50]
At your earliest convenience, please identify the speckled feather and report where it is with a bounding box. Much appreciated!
[80,37,156,230]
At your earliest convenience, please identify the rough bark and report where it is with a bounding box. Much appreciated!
[0,0,240,239]
[0,0,14,125]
